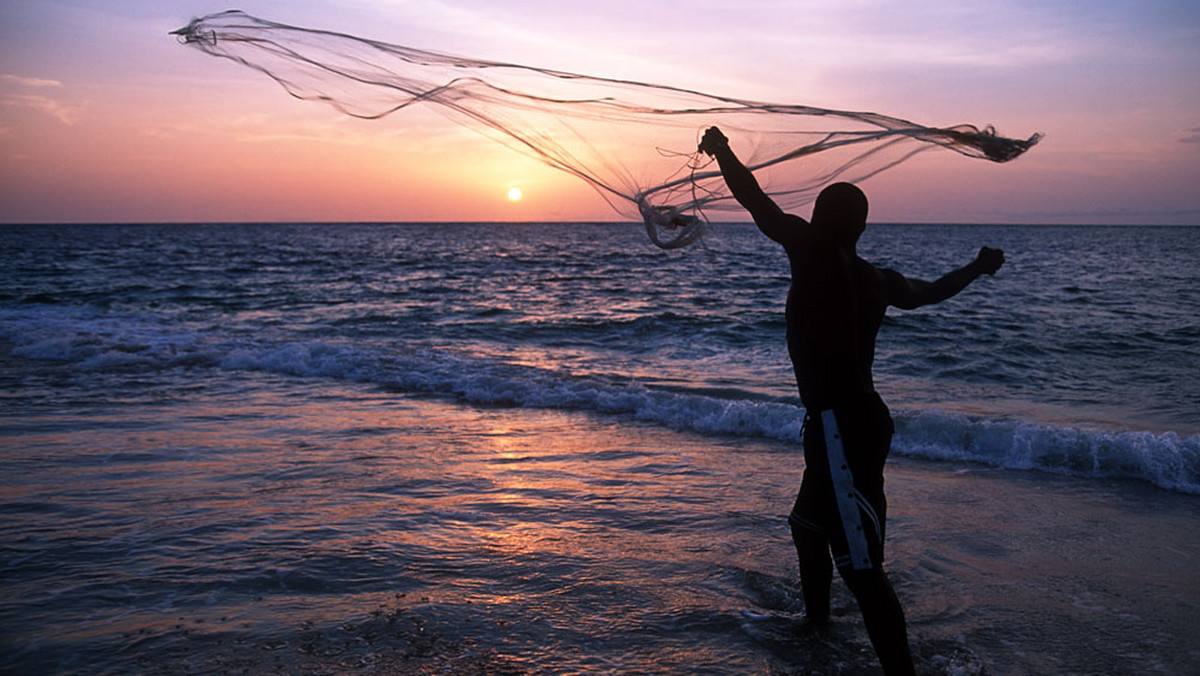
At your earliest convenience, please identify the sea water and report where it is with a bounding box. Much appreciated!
[1,222,1197,674]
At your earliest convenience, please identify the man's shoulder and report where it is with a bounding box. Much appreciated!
[856,260,910,305]
[855,257,900,280]
[772,214,813,247]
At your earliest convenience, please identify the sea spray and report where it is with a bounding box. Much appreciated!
[3,223,1197,495]
[5,305,1195,493]
[893,410,1200,494]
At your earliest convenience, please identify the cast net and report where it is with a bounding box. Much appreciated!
[174,10,1041,248]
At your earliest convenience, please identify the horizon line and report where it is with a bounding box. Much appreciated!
[2,220,1197,228]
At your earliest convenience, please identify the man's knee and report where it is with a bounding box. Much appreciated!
[838,565,893,598]
[789,513,825,543]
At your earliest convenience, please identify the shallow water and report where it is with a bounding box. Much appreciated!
[2,223,1196,489]
[1,222,1198,673]
[3,374,1196,674]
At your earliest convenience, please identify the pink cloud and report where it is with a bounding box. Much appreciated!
[3,94,84,125]
[1,74,64,88]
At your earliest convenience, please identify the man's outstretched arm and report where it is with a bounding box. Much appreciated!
[699,127,800,245]
[887,247,1004,309]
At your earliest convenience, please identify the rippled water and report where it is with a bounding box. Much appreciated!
[4,223,1196,486]
[2,222,1198,674]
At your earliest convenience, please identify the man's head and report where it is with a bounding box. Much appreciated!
[811,182,868,248]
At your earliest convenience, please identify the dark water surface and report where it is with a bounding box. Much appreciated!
[2,223,1197,674]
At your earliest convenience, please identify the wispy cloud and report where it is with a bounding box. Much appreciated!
[2,74,79,124]
[3,94,84,125]
[1180,127,1200,144]
[2,74,63,88]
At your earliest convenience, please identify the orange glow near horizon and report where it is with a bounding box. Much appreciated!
[0,2,1196,225]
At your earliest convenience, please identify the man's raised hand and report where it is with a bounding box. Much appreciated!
[975,246,1005,276]
[698,126,729,157]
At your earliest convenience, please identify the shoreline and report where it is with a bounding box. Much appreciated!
[4,388,1196,675]
[884,454,1199,674]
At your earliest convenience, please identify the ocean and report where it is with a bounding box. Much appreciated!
[1,222,1197,675]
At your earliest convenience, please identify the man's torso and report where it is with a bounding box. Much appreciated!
[784,239,890,410]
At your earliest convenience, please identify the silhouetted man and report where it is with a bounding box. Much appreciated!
[699,126,1003,676]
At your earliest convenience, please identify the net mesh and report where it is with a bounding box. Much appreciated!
[175,10,1041,248]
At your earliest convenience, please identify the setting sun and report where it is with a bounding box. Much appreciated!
[507,187,523,202]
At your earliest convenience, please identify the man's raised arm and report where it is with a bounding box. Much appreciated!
[699,127,799,245]
[887,247,1005,310]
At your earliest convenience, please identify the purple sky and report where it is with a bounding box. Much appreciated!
[1,0,1197,224]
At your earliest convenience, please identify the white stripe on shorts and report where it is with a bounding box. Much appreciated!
[822,409,873,571]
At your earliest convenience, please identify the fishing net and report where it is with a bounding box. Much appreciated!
[174,10,1040,248]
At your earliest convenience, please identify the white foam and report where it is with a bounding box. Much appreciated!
[893,410,1200,494]
[3,306,1195,494]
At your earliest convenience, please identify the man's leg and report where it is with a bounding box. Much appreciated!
[820,403,912,674]
[790,520,832,623]
[841,566,914,676]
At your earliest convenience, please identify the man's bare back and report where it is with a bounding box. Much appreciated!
[718,172,1002,409]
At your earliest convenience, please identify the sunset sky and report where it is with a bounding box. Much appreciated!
[2,0,1197,224]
